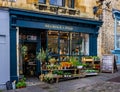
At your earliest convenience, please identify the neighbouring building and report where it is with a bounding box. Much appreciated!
[0,0,102,88]
[97,0,120,64]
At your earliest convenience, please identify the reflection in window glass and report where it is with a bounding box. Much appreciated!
[116,35,120,48]
[48,31,58,55]
[116,20,120,49]
[47,31,89,62]
[50,0,63,6]
[39,0,46,4]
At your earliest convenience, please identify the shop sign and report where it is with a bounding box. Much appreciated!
[45,24,73,31]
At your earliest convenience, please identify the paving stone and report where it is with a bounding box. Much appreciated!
[2,66,120,92]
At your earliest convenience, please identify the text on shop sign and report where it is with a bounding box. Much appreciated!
[45,24,73,31]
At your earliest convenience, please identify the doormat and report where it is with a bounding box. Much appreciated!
[107,76,120,83]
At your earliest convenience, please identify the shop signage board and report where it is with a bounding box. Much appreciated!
[101,54,117,73]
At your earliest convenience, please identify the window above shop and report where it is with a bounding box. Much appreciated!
[35,0,79,16]
[116,20,120,50]
[38,0,46,4]
[68,0,74,8]
[50,0,65,7]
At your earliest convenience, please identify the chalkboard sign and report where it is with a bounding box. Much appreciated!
[101,55,115,73]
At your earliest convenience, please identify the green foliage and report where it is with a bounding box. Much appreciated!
[92,56,100,60]
[36,48,52,62]
[53,70,63,75]
[16,77,26,88]
[43,73,54,83]
[21,45,28,57]
[36,48,47,62]
[69,56,82,66]
[46,65,59,69]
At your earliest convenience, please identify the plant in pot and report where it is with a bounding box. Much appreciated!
[76,62,83,69]
[16,77,26,89]
[49,58,57,66]
[44,73,54,84]
[36,48,47,75]
[69,57,83,69]
[92,56,100,61]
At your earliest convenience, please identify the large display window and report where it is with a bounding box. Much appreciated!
[47,30,89,63]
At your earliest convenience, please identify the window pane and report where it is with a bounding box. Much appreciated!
[116,20,120,49]
[68,0,74,8]
[39,0,46,4]
[48,31,58,56]
[116,36,120,48]
[59,32,69,61]
[70,33,89,56]
[50,0,63,6]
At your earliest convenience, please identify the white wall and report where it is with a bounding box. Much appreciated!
[0,9,10,84]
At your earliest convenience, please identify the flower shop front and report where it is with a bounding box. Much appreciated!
[9,8,102,81]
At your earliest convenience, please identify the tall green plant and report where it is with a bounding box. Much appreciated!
[36,48,47,62]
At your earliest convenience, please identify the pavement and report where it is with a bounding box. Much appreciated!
[2,65,120,92]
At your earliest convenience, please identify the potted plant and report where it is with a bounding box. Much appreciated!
[36,48,47,63]
[49,58,56,65]
[16,77,26,89]
[92,56,100,61]
[36,48,48,76]
[69,57,83,69]
[43,73,54,84]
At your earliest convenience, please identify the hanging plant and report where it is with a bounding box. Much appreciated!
[21,45,28,57]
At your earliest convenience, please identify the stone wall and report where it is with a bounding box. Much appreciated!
[98,0,120,57]
[0,0,97,19]
[1,0,116,57]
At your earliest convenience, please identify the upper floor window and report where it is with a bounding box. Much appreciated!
[68,0,74,8]
[39,0,46,4]
[50,0,65,7]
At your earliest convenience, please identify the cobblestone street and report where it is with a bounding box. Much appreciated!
[2,66,120,92]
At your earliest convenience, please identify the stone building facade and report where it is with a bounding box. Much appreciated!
[0,0,103,86]
[2,0,120,57]
[0,0,97,18]
[98,0,120,57]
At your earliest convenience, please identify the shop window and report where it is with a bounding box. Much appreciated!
[50,0,65,7]
[38,0,46,4]
[47,31,89,63]
[59,32,69,61]
[48,31,59,58]
[68,0,74,8]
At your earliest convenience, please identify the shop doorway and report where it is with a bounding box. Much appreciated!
[18,28,47,78]
[19,36,38,77]
[22,42,37,77]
